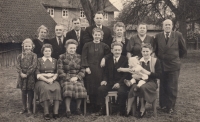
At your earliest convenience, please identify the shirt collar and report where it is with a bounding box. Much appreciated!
[42,56,53,62]
[56,36,63,41]
[113,56,121,62]
[164,31,171,37]
[138,34,146,42]
[75,29,80,33]
[96,25,103,29]
[140,56,151,64]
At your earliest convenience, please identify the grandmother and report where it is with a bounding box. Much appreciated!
[57,39,87,118]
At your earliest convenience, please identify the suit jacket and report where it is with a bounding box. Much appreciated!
[103,54,129,86]
[83,25,113,48]
[65,29,85,55]
[154,31,187,71]
[46,37,67,59]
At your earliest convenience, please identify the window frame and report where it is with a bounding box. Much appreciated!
[62,8,68,18]
[80,8,85,18]
[47,7,54,17]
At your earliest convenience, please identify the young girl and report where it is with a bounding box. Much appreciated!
[16,38,37,115]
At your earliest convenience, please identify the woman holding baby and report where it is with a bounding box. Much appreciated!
[124,43,161,118]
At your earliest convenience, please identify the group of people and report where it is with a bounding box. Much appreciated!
[16,11,187,120]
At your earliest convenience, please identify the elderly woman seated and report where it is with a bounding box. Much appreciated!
[57,39,87,118]
[35,44,62,120]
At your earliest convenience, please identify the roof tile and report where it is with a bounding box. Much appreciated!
[0,0,56,43]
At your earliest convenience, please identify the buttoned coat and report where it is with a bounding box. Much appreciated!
[154,31,187,71]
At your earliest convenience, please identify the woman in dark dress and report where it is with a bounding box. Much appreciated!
[33,25,49,58]
[126,23,154,58]
[57,39,87,118]
[125,43,161,118]
[81,28,110,111]
[35,44,62,120]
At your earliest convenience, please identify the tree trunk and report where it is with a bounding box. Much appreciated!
[80,0,95,26]
[80,0,106,26]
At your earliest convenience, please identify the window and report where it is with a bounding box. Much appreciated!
[104,12,108,20]
[47,7,54,17]
[62,9,68,18]
[80,9,85,18]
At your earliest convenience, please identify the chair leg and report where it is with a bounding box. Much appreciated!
[33,91,36,114]
[152,99,157,117]
[84,98,86,116]
[105,96,109,116]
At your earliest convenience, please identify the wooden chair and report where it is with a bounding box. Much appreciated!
[131,80,160,117]
[105,91,118,116]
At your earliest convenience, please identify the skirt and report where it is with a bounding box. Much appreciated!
[128,81,158,103]
[35,80,62,102]
[62,81,87,99]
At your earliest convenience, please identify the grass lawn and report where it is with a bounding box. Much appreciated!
[0,50,200,122]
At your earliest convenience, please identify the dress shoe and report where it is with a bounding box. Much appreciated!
[19,109,27,114]
[44,114,50,120]
[160,106,168,112]
[168,108,174,114]
[96,106,106,116]
[76,108,83,115]
[125,111,130,117]
[66,111,71,118]
[139,110,146,118]
[53,114,59,119]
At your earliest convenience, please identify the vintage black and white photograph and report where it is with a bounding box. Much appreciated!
[0,0,200,121]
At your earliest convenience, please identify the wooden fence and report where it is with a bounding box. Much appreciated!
[0,43,21,67]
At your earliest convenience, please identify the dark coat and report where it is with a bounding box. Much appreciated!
[126,34,154,57]
[154,31,187,71]
[83,25,112,47]
[103,54,129,86]
[46,37,67,59]
[33,39,49,58]
[65,29,85,55]
[81,42,110,95]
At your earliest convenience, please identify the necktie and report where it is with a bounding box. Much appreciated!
[58,37,62,47]
[165,32,169,44]
[76,31,80,42]
[114,58,117,64]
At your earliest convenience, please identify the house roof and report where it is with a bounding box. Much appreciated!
[40,0,119,12]
[104,0,119,12]
[0,0,56,43]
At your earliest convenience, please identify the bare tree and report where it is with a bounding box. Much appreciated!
[80,0,107,26]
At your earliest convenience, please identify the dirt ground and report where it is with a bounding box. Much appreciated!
[0,50,200,122]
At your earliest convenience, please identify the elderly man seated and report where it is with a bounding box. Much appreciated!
[97,42,130,116]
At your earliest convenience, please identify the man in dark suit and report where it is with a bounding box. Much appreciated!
[66,18,85,55]
[154,19,187,114]
[83,11,113,47]
[97,42,129,116]
[47,24,67,59]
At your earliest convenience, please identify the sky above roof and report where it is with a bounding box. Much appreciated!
[110,0,123,10]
